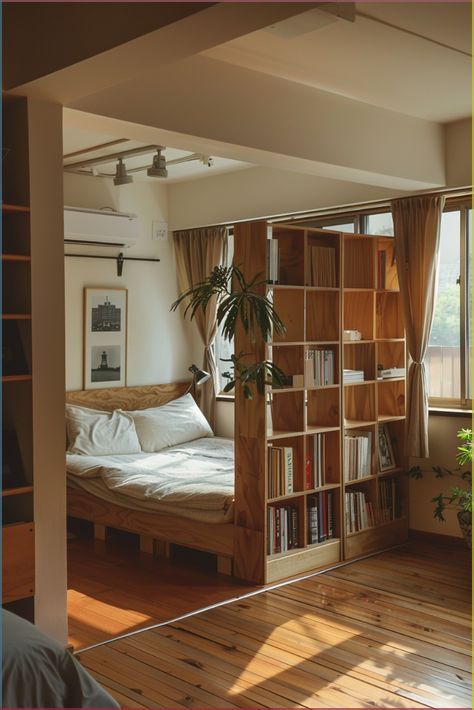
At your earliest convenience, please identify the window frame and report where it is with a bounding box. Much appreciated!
[428,201,471,411]
[215,196,472,411]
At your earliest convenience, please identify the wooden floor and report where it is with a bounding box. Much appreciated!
[77,540,472,708]
[68,533,253,650]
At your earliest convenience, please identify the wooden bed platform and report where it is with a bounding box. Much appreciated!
[66,382,234,575]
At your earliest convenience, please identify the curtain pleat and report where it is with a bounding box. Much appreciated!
[173,227,227,429]
[391,194,445,457]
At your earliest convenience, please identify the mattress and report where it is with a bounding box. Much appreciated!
[67,436,234,524]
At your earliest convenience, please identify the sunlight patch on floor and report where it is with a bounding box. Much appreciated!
[67,588,153,648]
[228,614,360,697]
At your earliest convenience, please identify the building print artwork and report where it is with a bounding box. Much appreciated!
[84,288,127,389]
[378,424,396,472]
[91,296,122,332]
[90,345,121,383]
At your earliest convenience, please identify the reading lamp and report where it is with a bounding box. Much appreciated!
[188,364,210,400]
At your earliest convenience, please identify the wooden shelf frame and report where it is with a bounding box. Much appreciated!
[234,221,408,584]
[2,203,30,213]
[2,98,35,609]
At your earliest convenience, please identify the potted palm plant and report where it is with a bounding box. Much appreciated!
[171,264,286,398]
[408,428,472,547]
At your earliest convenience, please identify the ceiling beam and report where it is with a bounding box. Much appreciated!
[7,3,318,104]
[68,55,446,191]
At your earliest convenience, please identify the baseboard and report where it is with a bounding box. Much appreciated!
[409,528,466,547]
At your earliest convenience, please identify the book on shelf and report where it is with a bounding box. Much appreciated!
[345,490,377,533]
[284,447,293,494]
[267,504,299,554]
[305,349,335,387]
[267,445,293,498]
[343,430,372,481]
[379,477,402,523]
[313,433,325,488]
[379,367,405,379]
[318,492,326,543]
[310,245,337,287]
[307,491,335,544]
[343,369,365,383]
[267,237,280,284]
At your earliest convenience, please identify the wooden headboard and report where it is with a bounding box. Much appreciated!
[65,381,191,412]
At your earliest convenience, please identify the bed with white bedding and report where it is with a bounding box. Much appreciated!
[65,382,236,570]
[67,436,234,523]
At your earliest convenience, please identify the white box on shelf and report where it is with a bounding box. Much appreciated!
[343,330,362,341]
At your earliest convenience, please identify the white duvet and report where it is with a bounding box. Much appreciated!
[67,437,234,518]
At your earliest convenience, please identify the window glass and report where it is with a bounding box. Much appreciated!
[366,212,394,236]
[466,209,472,400]
[427,210,461,399]
[214,233,234,393]
[321,222,355,232]
[294,219,355,232]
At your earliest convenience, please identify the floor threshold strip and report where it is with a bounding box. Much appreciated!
[74,542,406,656]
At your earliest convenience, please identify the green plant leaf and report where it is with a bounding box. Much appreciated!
[407,465,423,480]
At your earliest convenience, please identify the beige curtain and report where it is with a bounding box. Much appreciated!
[391,194,445,457]
[173,227,227,429]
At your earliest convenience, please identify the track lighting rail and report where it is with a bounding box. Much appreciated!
[63,145,164,170]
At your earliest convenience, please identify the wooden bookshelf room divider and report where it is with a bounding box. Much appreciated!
[233,221,408,585]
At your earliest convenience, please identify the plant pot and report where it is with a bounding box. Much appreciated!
[457,510,472,548]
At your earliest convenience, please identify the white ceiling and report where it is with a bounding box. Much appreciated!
[62,2,471,186]
[203,2,471,122]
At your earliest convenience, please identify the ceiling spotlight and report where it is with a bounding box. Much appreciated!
[147,149,168,178]
[200,155,214,168]
[113,158,133,186]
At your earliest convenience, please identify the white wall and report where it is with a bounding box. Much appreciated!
[64,173,201,391]
[409,414,471,538]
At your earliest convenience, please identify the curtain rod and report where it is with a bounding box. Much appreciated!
[179,186,472,233]
[64,252,160,277]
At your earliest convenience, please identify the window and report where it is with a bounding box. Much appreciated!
[294,216,357,232]
[214,198,472,408]
[321,221,355,233]
[214,233,234,393]
[427,205,472,409]
[364,212,394,236]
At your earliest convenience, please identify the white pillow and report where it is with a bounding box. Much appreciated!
[128,393,213,452]
[66,404,141,456]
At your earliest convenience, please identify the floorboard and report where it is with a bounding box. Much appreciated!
[67,534,253,650]
[76,540,472,708]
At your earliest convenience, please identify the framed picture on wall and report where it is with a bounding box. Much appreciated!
[83,288,128,389]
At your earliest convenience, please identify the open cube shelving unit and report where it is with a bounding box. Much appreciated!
[234,221,408,584]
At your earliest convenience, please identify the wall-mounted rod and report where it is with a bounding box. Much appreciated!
[65,252,160,277]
